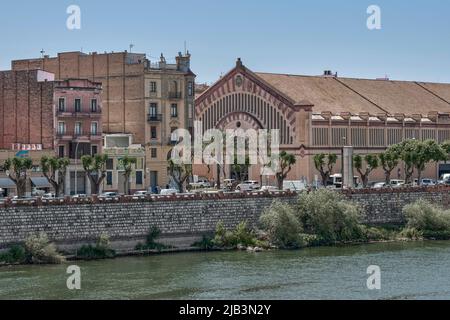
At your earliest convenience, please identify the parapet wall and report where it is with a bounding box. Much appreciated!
[1,187,450,250]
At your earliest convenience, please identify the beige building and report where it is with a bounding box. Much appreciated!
[12,51,195,190]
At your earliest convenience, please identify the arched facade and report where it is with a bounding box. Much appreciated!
[194,59,312,183]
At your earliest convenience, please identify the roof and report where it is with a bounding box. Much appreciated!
[254,73,450,116]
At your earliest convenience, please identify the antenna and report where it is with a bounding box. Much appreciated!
[184,41,187,55]
[129,43,134,53]
[40,49,45,58]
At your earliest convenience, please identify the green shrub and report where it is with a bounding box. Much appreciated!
[77,233,115,260]
[260,201,305,248]
[403,199,450,232]
[0,245,26,264]
[400,227,423,240]
[296,189,365,243]
[212,221,258,248]
[363,226,397,241]
[24,233,65,264]
[192,235,215,250]
[135,226,172,251]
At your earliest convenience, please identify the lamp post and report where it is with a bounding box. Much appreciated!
[74,141,80,196]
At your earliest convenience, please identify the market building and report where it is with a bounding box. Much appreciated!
[194,59,450,184]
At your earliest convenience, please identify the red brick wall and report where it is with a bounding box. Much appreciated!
[0,70,54,150]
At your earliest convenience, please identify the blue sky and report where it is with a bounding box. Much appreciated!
[0,0,449,84]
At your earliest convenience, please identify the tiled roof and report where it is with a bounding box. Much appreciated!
[255,72,450,116]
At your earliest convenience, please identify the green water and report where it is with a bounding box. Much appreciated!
[1,241,450,300]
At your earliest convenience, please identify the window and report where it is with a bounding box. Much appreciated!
[188,81,193,96]
[151,126,157,139]
[58,145,65,158]
[106,172,113,186]
[151,148,157,158]
[75,99,82,112]
[91,122,98,135]
[91,99,98,112]
[150,81,157,93]
[136,171,143,185]
[91,145,98,156]
[75,122,82,136]
[171,127,179,142]
[106,159,114,170]
[149,103,158,116]
[58,122,66,135]
[171,104,178,118]
[58,98,65,112]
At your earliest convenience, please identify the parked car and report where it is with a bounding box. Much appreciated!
[132,191,148,199]
[415,178,436,186]
[236,180,260,191]
[390,179,405,188]
[42,193,55,199]
[372,182,387,189]
[72,194,88,199]
[260,185,280,192]
[160,188,178,195]
[99,192,119,199]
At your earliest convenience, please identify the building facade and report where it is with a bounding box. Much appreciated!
[194,59,450,184]
[0,70,103,196]
[102,134,146,194]
[12,51,196,190]
[54,79,103,195]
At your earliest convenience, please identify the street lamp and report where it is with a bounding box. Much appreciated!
[74,141,80,196]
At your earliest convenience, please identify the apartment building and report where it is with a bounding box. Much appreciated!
[13,51,196,190]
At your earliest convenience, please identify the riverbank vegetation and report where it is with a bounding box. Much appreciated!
[402,199,450,240]
[0,233,65,265]
[135,226,173,252]
[76,234,116,260]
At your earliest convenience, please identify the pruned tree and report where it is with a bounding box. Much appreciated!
[313,154,338,187]
[413,140,446,185]
[353,154,379,188]
[119,155,137,195]
[40,156,70,197]
[81,154,108,195]
[167,159,192,193]
[4,157,33,198]
[275,151,296,190]
[379,149,400,185]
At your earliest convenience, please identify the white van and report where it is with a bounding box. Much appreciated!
[283,180,307,191]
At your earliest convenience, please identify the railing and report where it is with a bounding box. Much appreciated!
[0,190,299,208]
[168,91,182,99]
[147,114,162,122]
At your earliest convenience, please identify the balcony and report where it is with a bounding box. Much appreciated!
[56,110,102,118]
[168,91,182,99]
[147,114,162,122]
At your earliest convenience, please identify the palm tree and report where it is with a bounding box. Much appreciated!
[275,151,296,190]
[81,154,108,195]
[4,157,33,197]
[40,156,70,197]
[119,155,137,195]
[313,154,338,187]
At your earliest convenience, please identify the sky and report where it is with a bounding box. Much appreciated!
[0,0,449,84]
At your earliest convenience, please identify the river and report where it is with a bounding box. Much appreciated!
[1,241,450,300]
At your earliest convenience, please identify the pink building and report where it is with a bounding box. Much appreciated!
[54,79,103,195]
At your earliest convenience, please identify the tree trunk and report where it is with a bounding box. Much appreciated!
[384,170,391,185]
[216,164,221,189]
[417,170,422,186]
[277,175,283,190]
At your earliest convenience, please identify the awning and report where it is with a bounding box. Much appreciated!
[30,177,51,188]
[0,178,16,189]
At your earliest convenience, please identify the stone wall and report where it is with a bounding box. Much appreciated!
[0,192,297,250]
[1,187,450,251]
